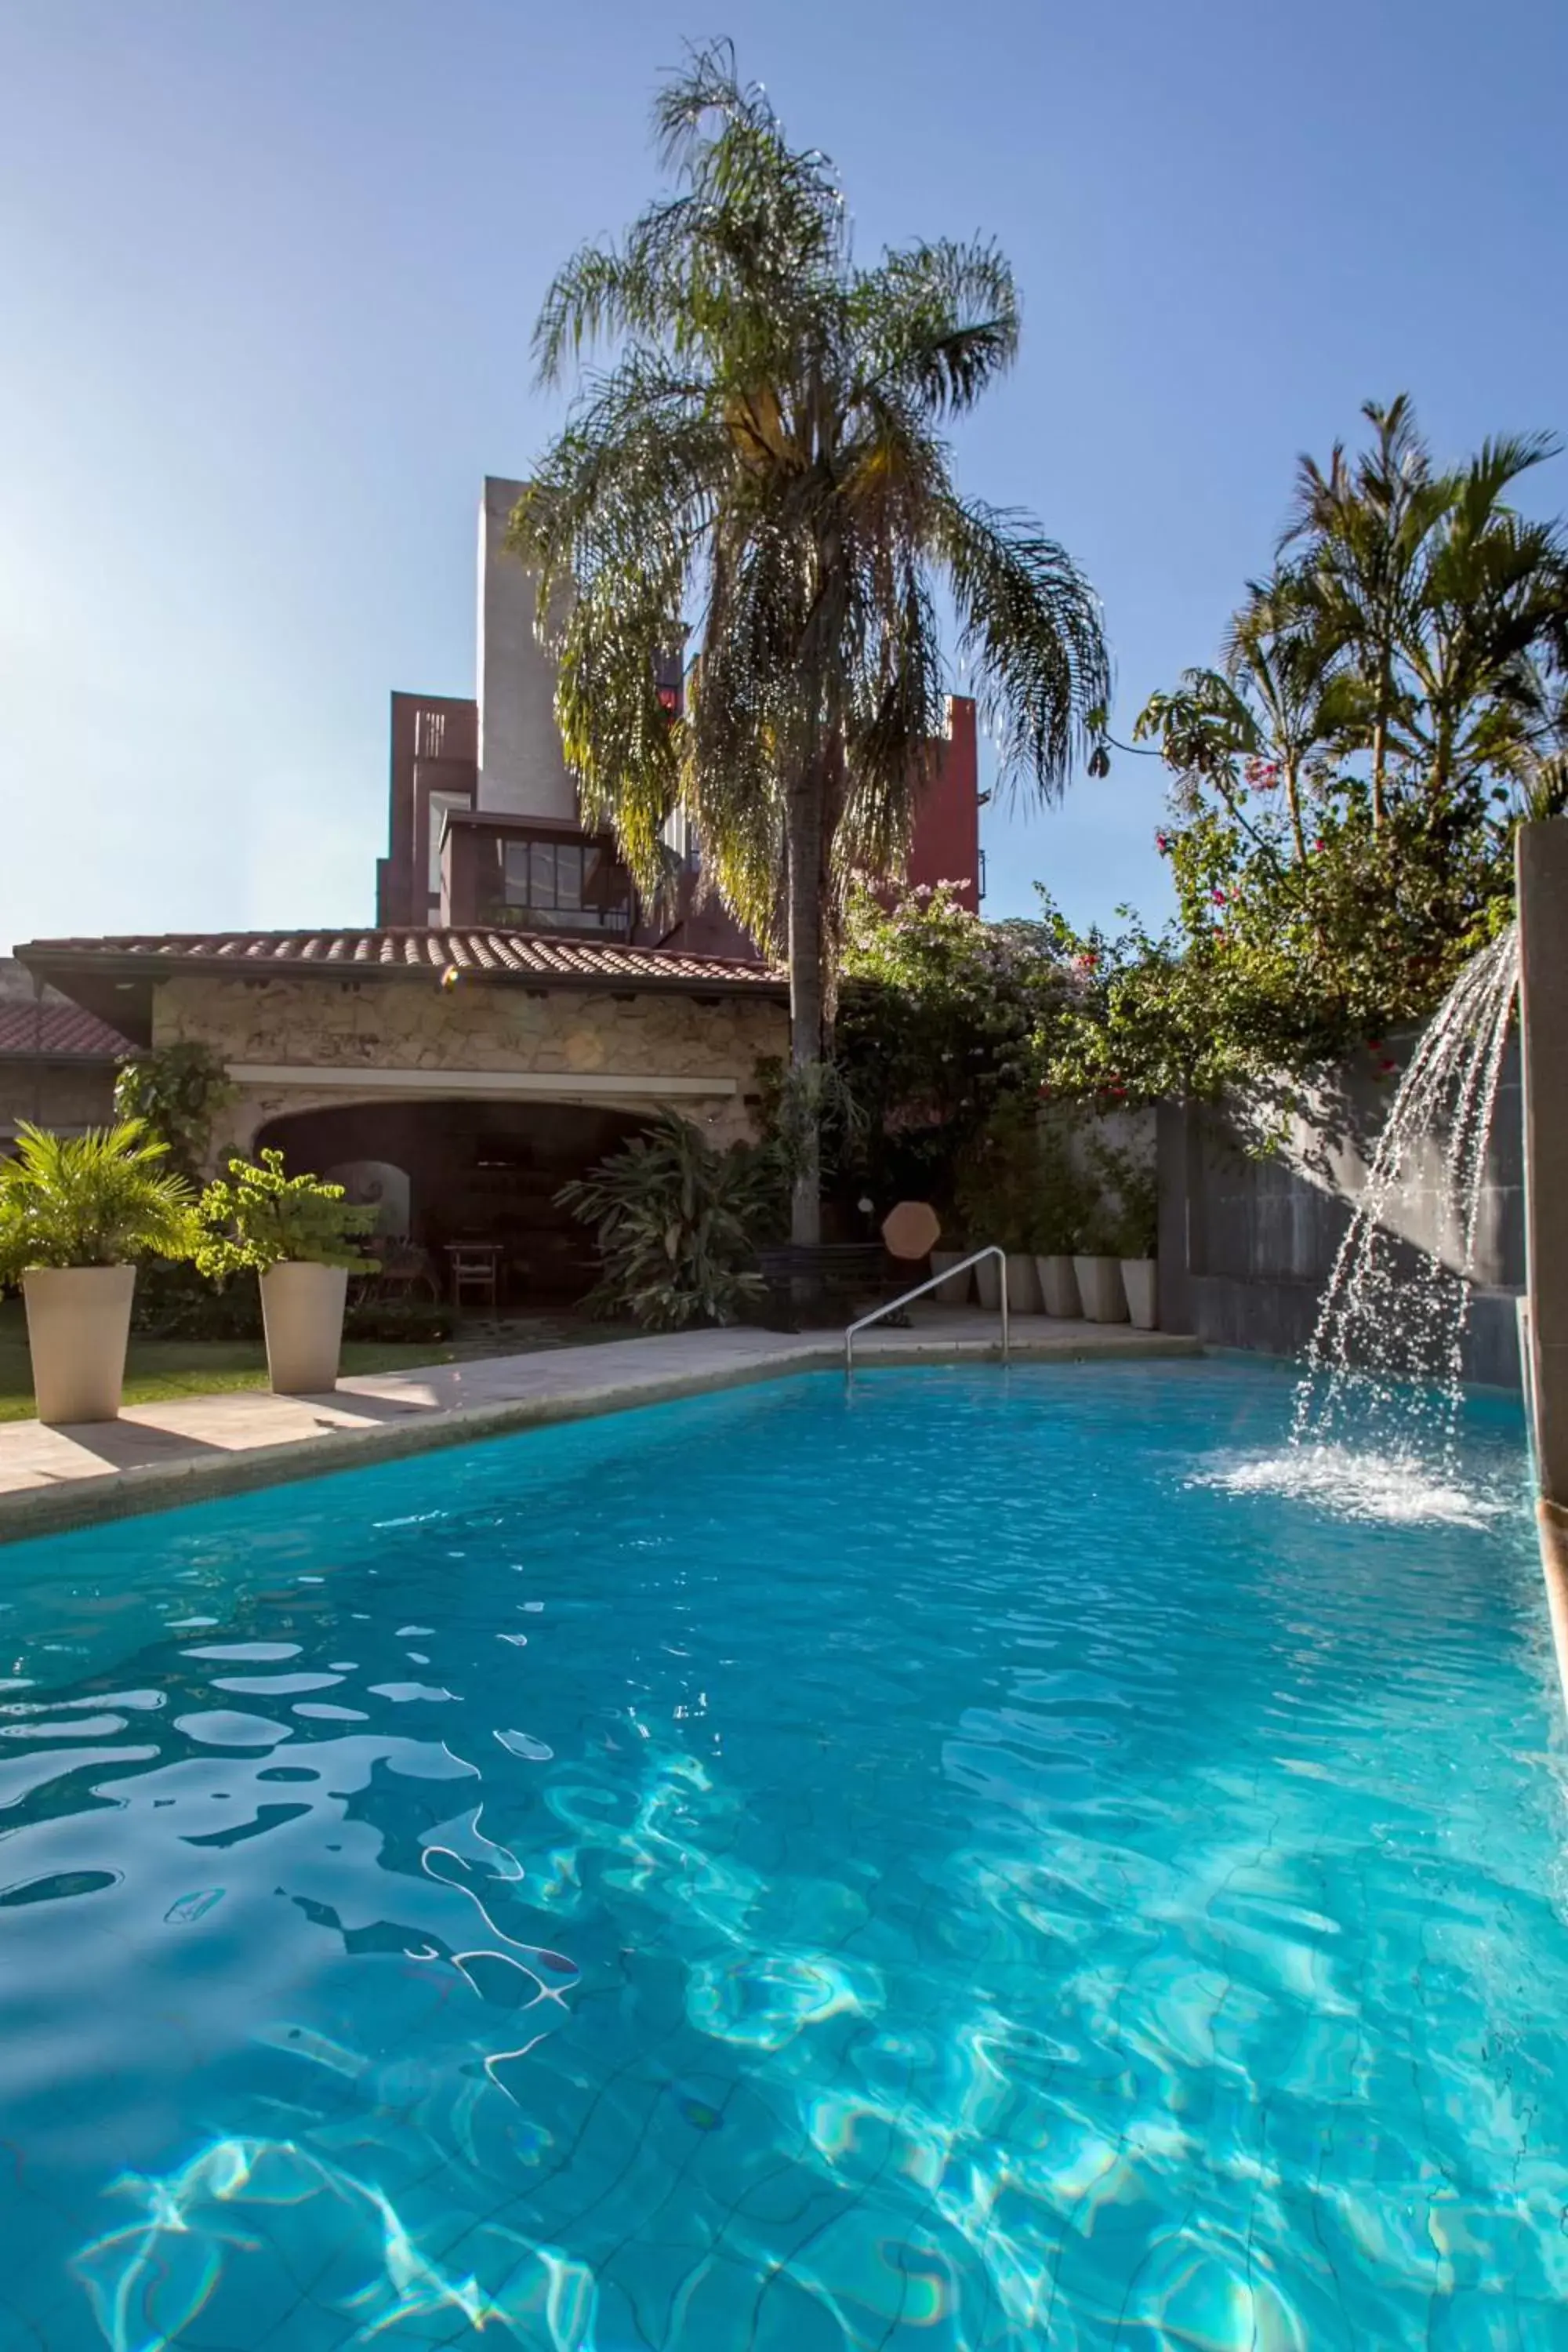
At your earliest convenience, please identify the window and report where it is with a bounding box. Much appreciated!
[499,837,628,931]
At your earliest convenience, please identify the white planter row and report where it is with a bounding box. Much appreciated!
[22,1261,350,1425]
[930,1250,1158,1330]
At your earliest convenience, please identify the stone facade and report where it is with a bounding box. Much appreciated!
[151,971,789,1164]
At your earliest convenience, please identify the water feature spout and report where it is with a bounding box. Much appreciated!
[1290,924,1520,1469]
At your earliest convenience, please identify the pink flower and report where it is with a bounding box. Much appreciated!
[1211,889,1226,906]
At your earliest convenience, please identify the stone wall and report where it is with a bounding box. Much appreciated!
[151,972,789,1164]
[1157,1035,1524,1388]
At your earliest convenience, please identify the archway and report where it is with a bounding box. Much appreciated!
[254,1097,648,1305]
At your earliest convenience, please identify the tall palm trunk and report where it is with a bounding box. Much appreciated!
[1370,643,1392,826]
[786,759,826,1248]
[1283,759,1308,862]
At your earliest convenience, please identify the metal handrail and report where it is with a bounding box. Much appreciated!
[844,1245,1010,1369]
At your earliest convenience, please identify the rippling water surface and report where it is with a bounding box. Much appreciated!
[0,1361,1563,2349]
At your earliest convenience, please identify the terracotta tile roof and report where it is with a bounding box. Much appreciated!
[0,1000,132,1059]
[18,928,786,994]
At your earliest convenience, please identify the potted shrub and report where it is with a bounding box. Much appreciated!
[954,1101,1040,1314]
[1071,1196,1130,1324]
[927,1245,973,1306]
[0,1120,197,1423]
[1113,1153,1159,1330]
[1032,1122,1086,1319]
[1086,1138,1158,1330]
[197,1149,376,1394]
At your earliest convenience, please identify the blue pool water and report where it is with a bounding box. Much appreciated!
[0,1360,1563,2349]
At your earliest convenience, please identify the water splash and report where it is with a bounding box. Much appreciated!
[1290,924,1519,1474]
[1194,1443,1511,1530]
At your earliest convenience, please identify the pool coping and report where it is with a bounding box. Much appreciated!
[0,1321,1203,1544]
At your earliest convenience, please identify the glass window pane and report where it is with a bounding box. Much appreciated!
[503,842,529,899]
[529,843,555,905]
[556,844,583,910]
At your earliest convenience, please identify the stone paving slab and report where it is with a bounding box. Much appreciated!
[0,1311,1200,1542]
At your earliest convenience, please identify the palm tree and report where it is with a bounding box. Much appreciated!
[510,44,1109,1245]
[1134,572,1359,862]
[1283,394,1448,825]
[1284,395,1568,822]
[1397,443,1568,805]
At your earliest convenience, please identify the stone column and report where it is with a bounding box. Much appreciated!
[1516,822,1568,1507]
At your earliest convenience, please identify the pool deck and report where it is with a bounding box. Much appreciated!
[0,1309,1200,1541]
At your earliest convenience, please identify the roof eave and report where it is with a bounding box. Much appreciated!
[14,945,788,1004]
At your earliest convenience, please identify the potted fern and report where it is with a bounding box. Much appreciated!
[0,1121,197,1422]
[196,1149,376,1394]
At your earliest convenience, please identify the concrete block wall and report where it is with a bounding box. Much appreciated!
[1157,1036,1525,1390]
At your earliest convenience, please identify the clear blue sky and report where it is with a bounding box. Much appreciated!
[2,0,1565,953]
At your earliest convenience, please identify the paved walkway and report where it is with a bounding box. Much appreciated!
[0,1309,1200,1541]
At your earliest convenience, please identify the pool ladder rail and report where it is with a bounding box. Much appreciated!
[844,1245,1010,1370]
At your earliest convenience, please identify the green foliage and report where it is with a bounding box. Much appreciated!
[1066,394,1568,1106]
[130,1259,261,1340]
[114,1044,237,1182]
[1033,1120,1094,1254]
[756,1055,868,1185]
[951,1099,1042,1253]
[835,884,1066,1208]
[1087,1138,1158,1259]
[0,1120,198,1279]
[514,43,1108,1240]
[557,1111,782,1330]
[195,1149,376,1279]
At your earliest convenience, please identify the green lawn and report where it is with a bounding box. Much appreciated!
[0,1298,624,1421]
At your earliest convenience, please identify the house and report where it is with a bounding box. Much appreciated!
[13,477,983,1300]
[374,478,983,949]
[17,928,788,1298]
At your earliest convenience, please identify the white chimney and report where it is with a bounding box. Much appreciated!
[475,476,577,819]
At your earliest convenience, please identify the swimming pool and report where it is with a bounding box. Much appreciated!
[0,1359,1562,2348]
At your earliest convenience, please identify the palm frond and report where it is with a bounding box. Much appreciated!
[937,495,1110,798]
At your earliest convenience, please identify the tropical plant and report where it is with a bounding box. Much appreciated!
[0,1120,197,1278]
[113,1044,237,1183]
[1135,572,1363,864]
[511,42,1109,1247]
[1091,396,1568,1106]
[557,1110,782,1329]
[1283,395,1568,818]
[194,1150,376,1280]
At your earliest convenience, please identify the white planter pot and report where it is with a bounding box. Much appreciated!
[974,1254,1002,1311]
[928,1250,972,1307]
[1034,1254,1082,1319]
[1121,1258,1158,1330]
[1072,1254,1129,1324]
[1005,1252,1042,1314]
[260,1262,349,1395]
[23,1264,136,1424]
